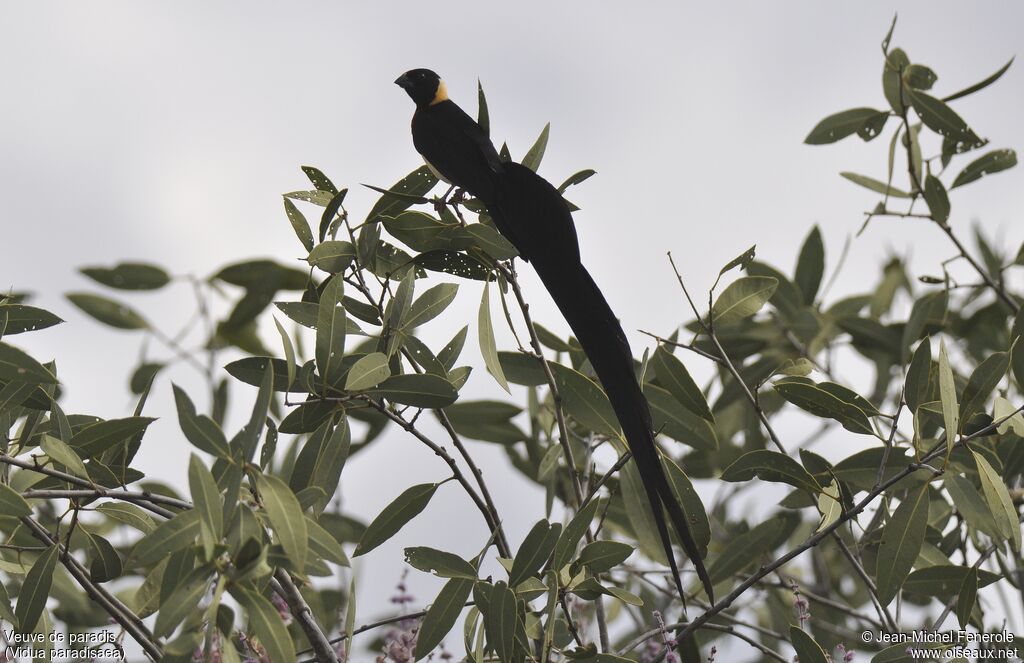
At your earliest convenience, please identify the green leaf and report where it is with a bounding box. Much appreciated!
[369,373,458,408]
[839,172,911,198]
[950,149,1017,189]
[284,198,314,251]
[790,626,830,663]
[0,305,63,336]
[306,516,349,566]
[922,175,950,223]
[710,276,778,326]
[154,567,209,637]
[40,434,89,478]
[509,520,560,586]
[553,498,601,570]
[497,351,546,386]
[477,80,490,136]
[80,262,171,290]
[354,483,439,556]
[816,480,842,532]
[224,356,306,393]
[937,340,959,440]
[876,485,929,605]
[945,475,1000,540]
[960,351,1008,422]
[903,64,937,90]
[301,165,338,193]
[467,224,518,260]
[794,226,824,304]
[906,89,982,146]
[478,281,510,393]
[416,249,491,281]
[718,245,756,277]
[233,588,295,663]
[883,48,909,114]
[773,378,874,435]
[67,292,148,330]
[416,577,474,660]
[172,385,231,457]
[404,547,477,580]
[132,510,201,566]
[521,123,550,171]
[307,240,356,274]
[345,352,391,391]
[550,363,620,438]
[707,514,791,583]
[15,545,58,632]
[576,540,633,574]
[557,169,596,193]
[69,416,154,459]
[651,346,712,422]
[721,450,821,494]
[973,451,1021,551]
[664,459,711,558]
[956,566,978,629]
[483,582,518,663]
[0,342,58,384]
[189,455,223,550]
[943,57,1014,103]
[0,482,31,517]
[315,276,346,387]
[903,564,1000,597]
[96,502,156,534]
[364,166,438,224]
[642,383,717,450]
[405,283,459,329]
[258,474,309,571]
[804,108,884,144]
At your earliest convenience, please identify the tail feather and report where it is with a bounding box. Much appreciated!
[533,260,715,605]
[485,161,714,605]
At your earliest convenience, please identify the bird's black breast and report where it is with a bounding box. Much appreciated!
[411,100,503,203]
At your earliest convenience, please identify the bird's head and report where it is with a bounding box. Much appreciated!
[394,68,448,108]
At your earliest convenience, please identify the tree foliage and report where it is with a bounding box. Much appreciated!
[1,16,1022,663]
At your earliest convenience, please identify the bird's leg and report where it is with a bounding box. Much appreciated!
[433,184,457,215]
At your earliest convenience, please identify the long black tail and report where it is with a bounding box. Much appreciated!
[533,258,714,604]
[483,161,714,604]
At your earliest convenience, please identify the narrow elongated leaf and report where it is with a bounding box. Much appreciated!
[67,292,148,330]
[369,373,458,408]
[404,547,477,580]
[651,346,712,421]
[0,482,31,517]
[483,582,517,663]
[132,510,201,566]
[80,262,170,290]
[355,483,439,556]
[40,434,89,478]
[521,123,550,171]
[794,226,824,304]
[790,626,830,663]
[839,172,911,198]
[172,385,231,457]
[876,485,930,605]
[316,276,346,387]
[973,451,1021,551]
[951,149,1017,188]
[576,540,633,574]
[721,450,821,494]
[478,281,510,393]
[302,165,337,193]
[937,341,959,441]
[960,351,1008,421]
[307,240,356,274]
[306,516,349,566]
[258,474,308,570]
[364,166,438,224]
[956,566,978,629]
[774,378,873,435]
[0,343,58,384]
[154,567,209,637]
[710,276,778,326]
[905,339,932,412]
[664,459,711,558]
[550,363,620,438]
[284,198,314,251]
[907,89,982,146]
[552,498,601,570]
[233,588,295,663]
[345,352,391,391]
[69,416,154,459]
[415,577,474,660]
[0,305,63,336]
[804,108,883,144]
[903,564,1000,596]
[923,175,950,222]
[508,521,560,586]
[15,545,58,632]
[189,455,223,546]
[405,283,460,329]
[96,502,155,534]
[943,57,1015,103]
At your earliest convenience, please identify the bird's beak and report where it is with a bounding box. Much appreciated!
[394,73,411,90]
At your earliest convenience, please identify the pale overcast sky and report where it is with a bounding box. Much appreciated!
[3,1,1023,656]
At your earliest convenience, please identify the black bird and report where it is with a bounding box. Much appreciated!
[395,68,714,605]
